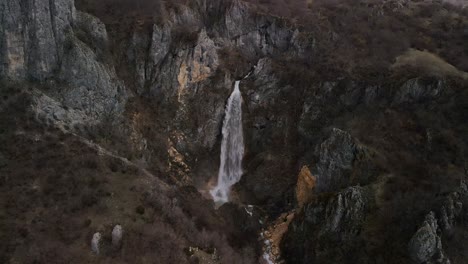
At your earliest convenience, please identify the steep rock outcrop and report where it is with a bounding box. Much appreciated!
[31,88,91,128]
[394,77,447,104]
[0,0,75,80]
[282,186,371,263]
[1,0,127,125]
[106,1,315,194]
[408,212,450,264]
[312,128,377,192]
[224,0,297,56]
[314,128,359,192]
[407,178,468,264]
[439,179,468,232]
[75,11,109,52]
[57,34,127,120]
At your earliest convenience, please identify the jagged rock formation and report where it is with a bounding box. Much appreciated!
[0,0,75,80]
[313,128,376,192]
[394,78,447,104]
[408,179,468,264]
[1,0,126,125]
[1,0,468,263]
[408,212,449,264]
[439,180,468,232]
[282,186,371,263]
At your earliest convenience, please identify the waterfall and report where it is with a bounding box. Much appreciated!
[210,80,244,204]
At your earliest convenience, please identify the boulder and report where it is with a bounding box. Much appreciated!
[91,232,101,254]
[112,225,123,248]
[408,212,439,263]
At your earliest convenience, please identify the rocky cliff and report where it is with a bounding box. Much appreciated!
[1,0,468,263]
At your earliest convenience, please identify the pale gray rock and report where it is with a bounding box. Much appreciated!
[394,78,446,104]
[126,22,172,94]
[409,212,439,263]
[314,128,359,192]
[112,225,123,248]
[304,186,369,239]
[31,88,93,128]
[75,11,109,50]
[91,232,101,254]
[408,178,468,264]
[408,212,450,264]
[144,23,225,151]
[1,0,127,125]
[0,0,75,80]
[223,0,298,56]
[248,58,282,109]
[58,35,127,120]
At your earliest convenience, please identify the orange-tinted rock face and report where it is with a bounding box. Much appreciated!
[295,166,316,208]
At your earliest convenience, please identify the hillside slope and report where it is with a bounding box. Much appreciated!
[1,0,468,263]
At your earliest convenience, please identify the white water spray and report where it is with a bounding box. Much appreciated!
[210,81,244,204]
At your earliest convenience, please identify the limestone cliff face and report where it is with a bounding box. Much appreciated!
[1,1,468,263]
[124,0,306,154]
[1,0,310,191]
[1,0,127,126]
[114,0,311,190]
[0,0,75,80]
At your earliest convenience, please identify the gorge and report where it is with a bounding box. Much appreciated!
[1,0,468,263]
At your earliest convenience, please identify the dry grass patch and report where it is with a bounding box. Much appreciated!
[392,49,468,80]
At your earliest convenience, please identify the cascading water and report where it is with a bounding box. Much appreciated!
[210,80,244,204]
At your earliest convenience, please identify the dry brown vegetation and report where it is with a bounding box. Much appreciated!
[19,1,468,263]
[76,0,468,79]
[0,81,260,263]
[246,0,468,77]
[344,84,468,262]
